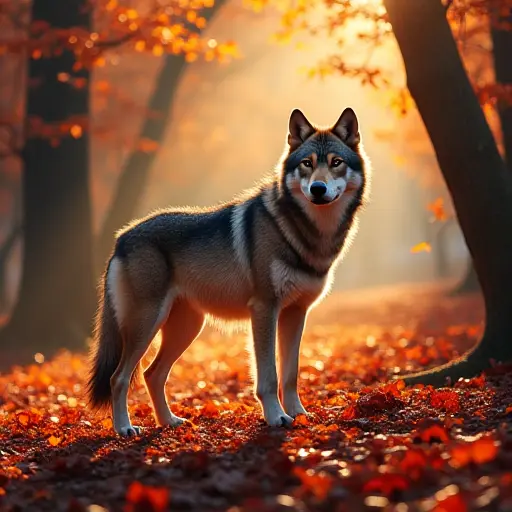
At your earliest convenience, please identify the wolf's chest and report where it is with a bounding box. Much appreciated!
[270,259,328,307]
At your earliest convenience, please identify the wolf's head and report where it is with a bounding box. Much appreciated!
[282,108,366,206]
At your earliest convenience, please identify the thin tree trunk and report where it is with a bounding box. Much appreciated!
[0,223,22,313]
[451,259,480,296]
[95,0,226,275]
[432,218,452,279]
[384,0,512,386]
[94,54,186,274]
[0,0,95,365]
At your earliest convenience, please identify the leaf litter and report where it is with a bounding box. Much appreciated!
[0,285,511,511]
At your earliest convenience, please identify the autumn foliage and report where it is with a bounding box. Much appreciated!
[1,287,512,510]
[0,0,238,153]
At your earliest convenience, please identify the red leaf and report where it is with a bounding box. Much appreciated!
[434,492,467,512]
[356,389,403,416]
[414,420,450,444]
[125,482,169,512]
[430,389,460,413]
[363,474,409,497]
[340,404,357,420]
[450,437,499,468]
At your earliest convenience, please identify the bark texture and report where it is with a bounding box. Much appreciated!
[384,0,512,386]
[0,0,95,363]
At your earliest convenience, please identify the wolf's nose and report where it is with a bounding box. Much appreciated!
[310,181,327,198]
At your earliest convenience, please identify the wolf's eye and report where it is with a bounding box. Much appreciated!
[332,158,343,167]
[301,159,313,168]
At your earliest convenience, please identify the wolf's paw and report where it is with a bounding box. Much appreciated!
[116,425,142,437]
[159,414,186,428]
[284,401,308,418]
[265,411,295,428]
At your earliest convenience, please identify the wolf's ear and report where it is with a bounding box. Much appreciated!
[332,108,360,147]
[288,109,315,150]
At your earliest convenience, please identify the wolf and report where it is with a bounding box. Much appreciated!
[87,107,371,436]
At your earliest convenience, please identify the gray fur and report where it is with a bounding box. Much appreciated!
[87,107,371,435]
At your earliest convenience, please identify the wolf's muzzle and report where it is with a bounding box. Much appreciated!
[310,181,328,200]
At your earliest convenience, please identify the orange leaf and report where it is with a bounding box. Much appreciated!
[427,197,448,222]
[294,467,333,500]
[471,438,498,464]
[450,437,498,467]
[48,435,61,446]
[410,242,431,254]
[201,401,219,417]
[101,417,113,429]
[294,414,310,426]
[340,404,356,420]
[16,411,31,427]
[70,124,83,139]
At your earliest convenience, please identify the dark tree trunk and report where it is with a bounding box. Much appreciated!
[0,0,95,365]
[95,0,226,275]
[384,0,512,386]
[490,6,512,169]
[450,5,512,298]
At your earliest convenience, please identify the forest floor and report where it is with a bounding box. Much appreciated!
[1,283,512,512]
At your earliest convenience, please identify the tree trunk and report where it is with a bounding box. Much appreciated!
[0,223,21,313]
[384,0,512,386]
[432,218,452,280]
[490,6,512,169]
[94,54,186,275]
[95,0,226,275]
[451,259,480,296]
[0,0,95,365]
[449,5,512,299]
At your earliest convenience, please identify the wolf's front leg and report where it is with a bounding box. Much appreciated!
[278,305,308,417]
[250,299,294,427]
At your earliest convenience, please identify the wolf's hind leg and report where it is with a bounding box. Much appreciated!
[144,298,205,427]
[110,248,173,437]
[111,298,171,436]
[277,305,308,418]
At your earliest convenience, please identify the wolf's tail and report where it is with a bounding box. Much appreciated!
[87,259,124,410]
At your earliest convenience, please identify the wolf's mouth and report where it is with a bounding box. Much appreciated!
[311,196,338,206]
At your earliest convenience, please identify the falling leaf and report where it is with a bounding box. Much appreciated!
[137,138,159,153]
[70,125,83,139]
[410,242,432,254]
[428,197,448,222]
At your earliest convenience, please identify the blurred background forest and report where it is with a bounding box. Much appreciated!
[0,0,509,360]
